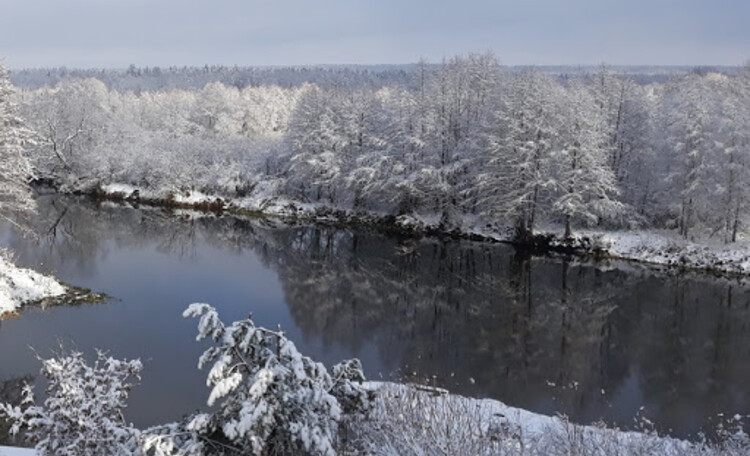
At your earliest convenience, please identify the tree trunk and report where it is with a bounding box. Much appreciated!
[732,199,741,243]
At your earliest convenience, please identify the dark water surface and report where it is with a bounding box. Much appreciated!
[1,194,750,440]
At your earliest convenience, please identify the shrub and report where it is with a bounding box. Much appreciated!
[0,350,142,456]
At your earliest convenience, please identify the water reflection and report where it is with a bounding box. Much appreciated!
[1,194,749,439]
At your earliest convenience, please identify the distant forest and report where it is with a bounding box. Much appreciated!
[12,63,740,91]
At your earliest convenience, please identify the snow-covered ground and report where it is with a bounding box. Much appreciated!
[570,229,750,275]
[360,382,743,456]
[0,250,66,318]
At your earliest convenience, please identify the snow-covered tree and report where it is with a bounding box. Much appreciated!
[190,82,241,137]
[653,73,743,239]
[0,63,36,229]
[0,350,142,456]
[21,78,114,187]
[713,74,750,242]
[587,66,656,214]
[286,85,348,203]
[479,70,564,239]
[656,74,714,238]
[175,303,372,456]
[553,81,624,237]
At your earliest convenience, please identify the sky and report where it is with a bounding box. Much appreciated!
[0,0,748,69]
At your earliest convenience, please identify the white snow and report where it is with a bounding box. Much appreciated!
[364,382,701,456]
[572,229,750,275]
[99,183,160,201]
[171,190,214,205]
[0,251,66,317]
[100,183,140,196]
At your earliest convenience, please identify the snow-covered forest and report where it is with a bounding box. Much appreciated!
[12,54,750,242]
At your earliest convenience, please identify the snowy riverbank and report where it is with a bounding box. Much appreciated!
[0,251,66,319]
[569,230,750,275]
[94,183,750,277]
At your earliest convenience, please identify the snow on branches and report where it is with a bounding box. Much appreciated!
[0,350,142,456]
[0,63,36,231]
[11,57,750,240]
[179,303,372,456]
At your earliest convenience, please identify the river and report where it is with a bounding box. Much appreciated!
[1,194,749,441]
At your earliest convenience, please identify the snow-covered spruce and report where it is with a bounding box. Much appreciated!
[0,250,65,319]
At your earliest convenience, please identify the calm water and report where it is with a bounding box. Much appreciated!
[1,194,750,440]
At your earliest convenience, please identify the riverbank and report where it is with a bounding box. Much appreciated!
[569,229,750,276]
[88,183,750,277]
[0,251,66,320]
[0,249,107,320]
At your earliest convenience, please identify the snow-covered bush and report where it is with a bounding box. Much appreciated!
[348,383,523,456]
[0,350,142,456]
[177,303,372,456]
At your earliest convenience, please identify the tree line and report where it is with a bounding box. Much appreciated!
[11,54,750,241]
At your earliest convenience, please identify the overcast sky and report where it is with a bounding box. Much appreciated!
[1,0,748,68]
